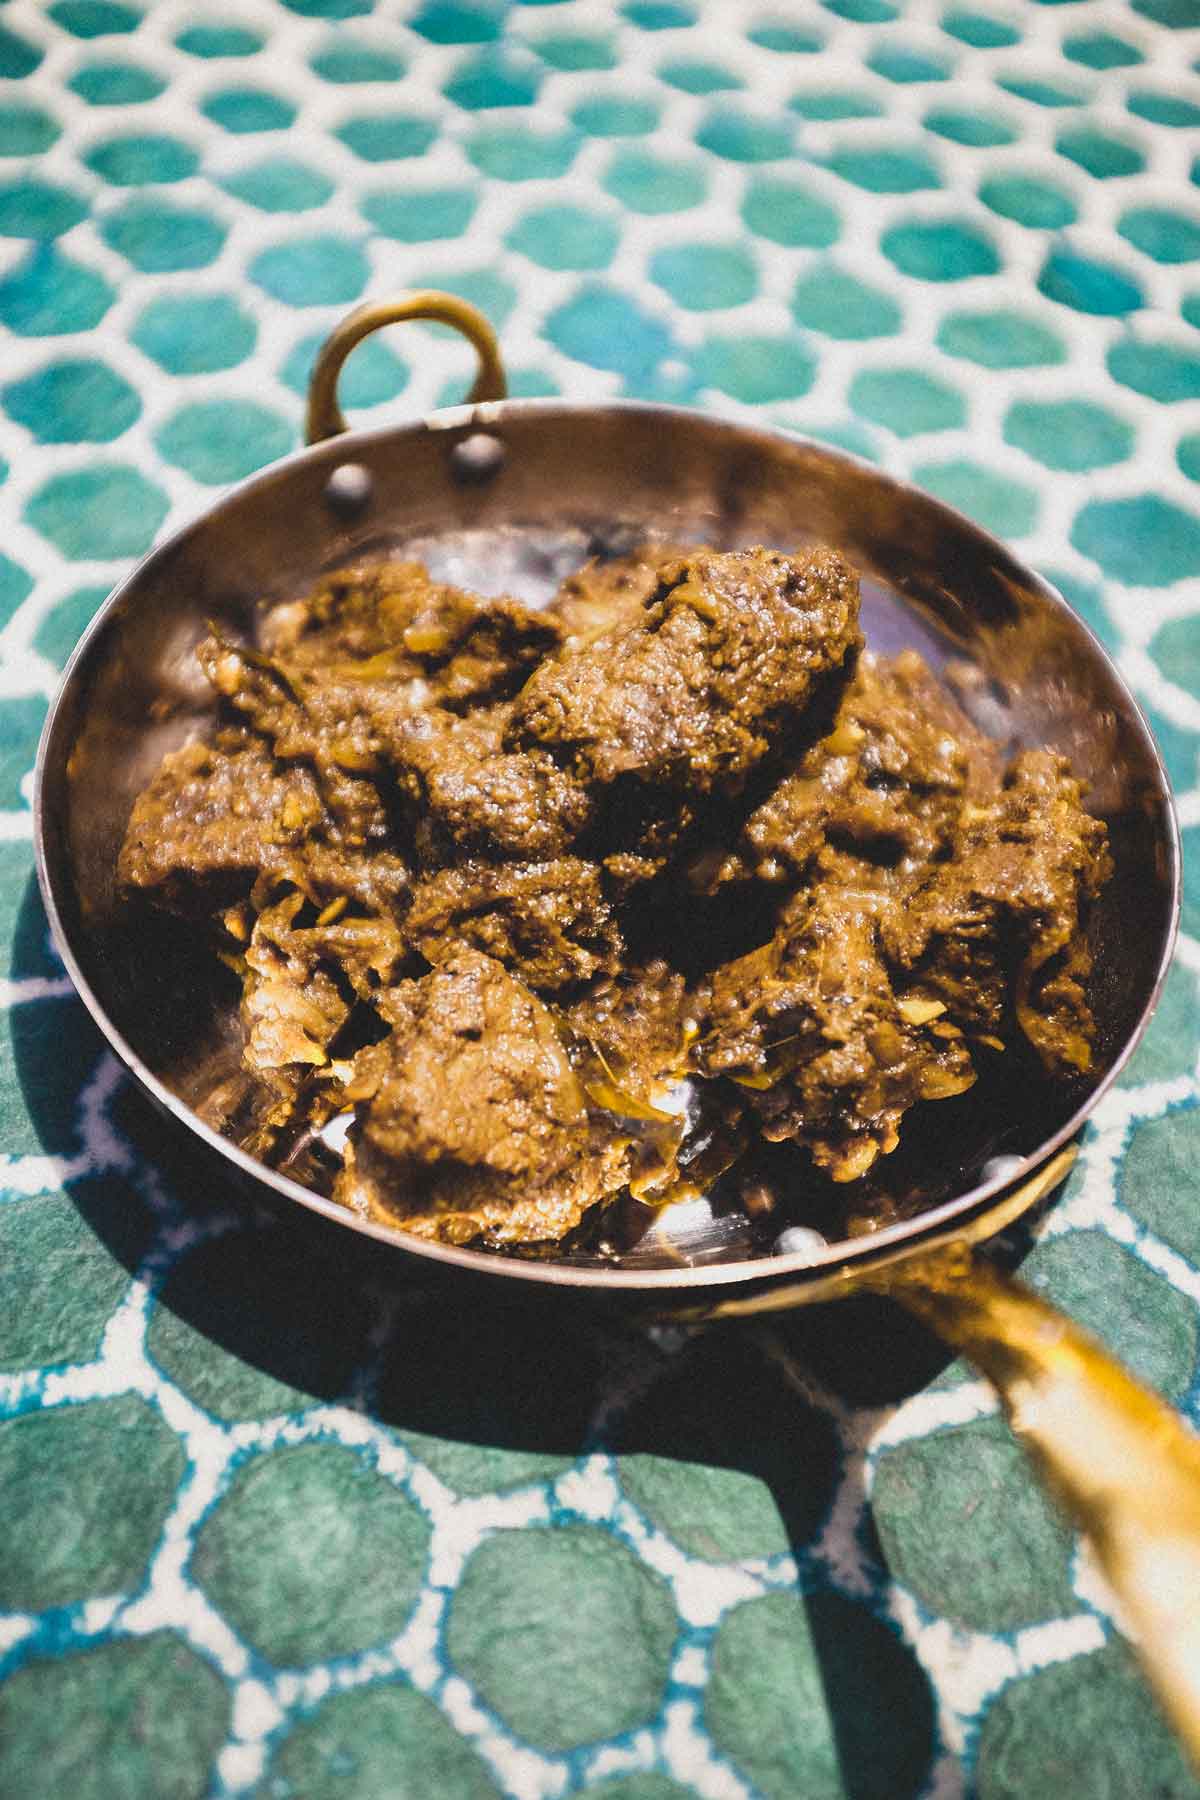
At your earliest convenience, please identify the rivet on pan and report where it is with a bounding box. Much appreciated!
[982,1154,1025,1184]
[324,462,374,517]
[773,1226,828,1263]
[451,431,506,484]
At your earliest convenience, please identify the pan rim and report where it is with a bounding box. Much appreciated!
[32,397,1183,1291]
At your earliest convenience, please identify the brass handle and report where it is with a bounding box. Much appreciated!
[305,291,508,445]
[881,1250,1200,1770]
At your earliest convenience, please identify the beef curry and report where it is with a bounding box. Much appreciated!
[118,545,1111,1249]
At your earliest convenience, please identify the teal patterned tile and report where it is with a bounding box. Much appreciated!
[1038,245,1144,314]
[335,111,438,161]
[257,1684,503,1800]
[466,121,580,179]
[650,240,758,308]
[936,306,1067,366]
[201,85,296,133]
[248,233,369,305]
[1108,337,1200,402]
[0,557,33,633]
[48,1,141,36]
[0,246,113,335]
[1128,88,1200,128]
[747,22,825,54]
[872,1416,1078,1631]
[0,178,87,239]
[0,1183,149,1373]
[976,1641,1198,1799]
[743,174,839,245]
[706,1592,936,1800]
[1004,397,1134,470]
[156,399,294,484]
[658,55,741,93]
[1071,494,1200,585]
[607,147,707,214]
[0,23,43,77]
[943,10,1022,49]
[361,184,478,240]
[868,43,951,81]
[827,141,942,193]
[980,171,1077,228]
[913,457,1039,536]
[881,217,1000,279]
[1121,1108,1200,1265]
[193,1443,432,1665]
[1119,206,1200,264]
[131,293,257,374]
[25,465,168,558]
[0,1636,231,1800]
[850,366,966,434]
[3,358,140,443]
[0,1397,184,1610]
[411,3,503,44]
[446,1526,676,1750]
[622,1,697,25]
[0,103,61,157]
[1021,1230,1198,1397]
[220,157,334,213]
[33,584,108,667]
[695,106,793,161]
[309,36,406,82]
[791,262,902,337]
[83,131,198,183]
[531,31,618,71]
[926,103,1017,144]
[100,198,225,271]
[693,332,816,403]
[443,50,541,110]
[69,60,165,104]
[572,94,661,137]
[175,24,263,57]
[506,202,620,271]
[1062,29,1144,67]
[790,87,884,120]
[1056,123,1146,177]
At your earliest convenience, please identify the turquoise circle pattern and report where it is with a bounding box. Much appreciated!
[2,5,1200,1800]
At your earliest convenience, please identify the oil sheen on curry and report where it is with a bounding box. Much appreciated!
[117,545,1112,1251]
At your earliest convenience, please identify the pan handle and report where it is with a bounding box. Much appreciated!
[305,292,508,445]
[881,1248,1200,1769]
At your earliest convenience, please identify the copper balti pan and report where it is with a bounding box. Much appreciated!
[34,296,1197,1755]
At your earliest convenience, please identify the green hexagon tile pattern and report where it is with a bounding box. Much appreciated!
[1,1,1200,1797]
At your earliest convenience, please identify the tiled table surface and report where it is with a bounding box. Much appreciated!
[1,0,1200,1794]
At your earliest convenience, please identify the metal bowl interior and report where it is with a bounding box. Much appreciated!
[35,401,1179,1295]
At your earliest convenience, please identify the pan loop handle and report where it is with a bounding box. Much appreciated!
[305,291,508,445]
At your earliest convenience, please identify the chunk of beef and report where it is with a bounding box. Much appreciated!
[390,704,592,865]
[240,890,355,1082]
[118,728,325,914]
[692,651,1004,893]
[508,545,862,799]
[883,749,1112,1074]
[334,949,630,1244]
[544,546,687,649]
[566,960,692,1092]
[260,557,560,708]
[699,877,976,1181]
[405,856,622,992]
